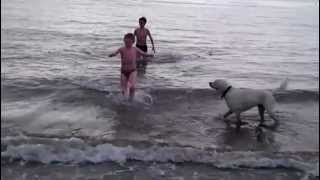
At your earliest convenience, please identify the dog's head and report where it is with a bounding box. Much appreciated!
[209,79,230,93]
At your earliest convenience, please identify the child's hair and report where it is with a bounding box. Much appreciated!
[124,33,135,42]
[139,17,147,23]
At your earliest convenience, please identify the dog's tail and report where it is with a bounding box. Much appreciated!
[272,78,289,94]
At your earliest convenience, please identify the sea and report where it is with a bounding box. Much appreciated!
[1,0,319,179]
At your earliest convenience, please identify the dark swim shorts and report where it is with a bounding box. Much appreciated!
[136,44,148,52]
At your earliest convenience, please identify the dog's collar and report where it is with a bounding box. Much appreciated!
[221,86,232,99]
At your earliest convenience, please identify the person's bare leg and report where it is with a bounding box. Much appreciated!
[142,57,148,74]
[128,71,137,101]
[120,73,128,97]
[136,59,144,75]
[129,87,135,101]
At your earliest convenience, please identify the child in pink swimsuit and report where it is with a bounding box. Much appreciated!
[109,33,154,100]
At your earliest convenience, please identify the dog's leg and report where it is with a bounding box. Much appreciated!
[236,113,242,132]
[258,104,265,125]
[264,102,279,129]
[223,110,233,119]
[263,97,279,129]
[268,112,279,129]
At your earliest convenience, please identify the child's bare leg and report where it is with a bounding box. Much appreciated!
[142,57,148,71]
[136,53,142,68]
[129,87,135,101]
[120,74,128,96]
[137,59,144,70]
[137,58,147,75]
[128,71,137,101]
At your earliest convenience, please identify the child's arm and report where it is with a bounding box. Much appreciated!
[108,48,120,57]
[136,48,154,59]
[147,29,155,53]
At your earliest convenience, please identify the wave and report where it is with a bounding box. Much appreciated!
[1,136,318,178]
[2,78,319,105]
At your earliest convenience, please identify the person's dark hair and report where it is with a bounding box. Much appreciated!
[139,17,147,23]
[124,33,135,42]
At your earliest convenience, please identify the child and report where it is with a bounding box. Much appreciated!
[134,17,155,70]
[109,33,154,101]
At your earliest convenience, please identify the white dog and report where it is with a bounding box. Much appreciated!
[209,79,288,131]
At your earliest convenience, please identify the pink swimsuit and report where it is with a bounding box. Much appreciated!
[119,47,138,87]
[121,69,136,79]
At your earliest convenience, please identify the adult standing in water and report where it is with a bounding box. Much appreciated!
[134,17,156,74]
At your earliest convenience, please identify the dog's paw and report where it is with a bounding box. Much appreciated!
[258,123,278,131]
[256,128,265,142]
[255,126,263,134]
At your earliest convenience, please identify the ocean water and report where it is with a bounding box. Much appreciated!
[1,0,319,179]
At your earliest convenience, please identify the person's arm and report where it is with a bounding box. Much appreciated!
[136,47,154,59]
[147,29,155,53]
[134,29,139,44]
[108,48,120,57]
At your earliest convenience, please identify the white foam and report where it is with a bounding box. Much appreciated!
[2,138,318,177]
[106,90,153,107]
[302,162,319,180]
[134,91,153,106]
